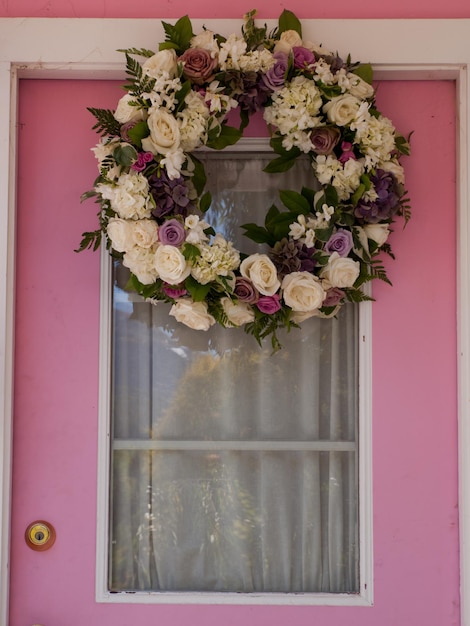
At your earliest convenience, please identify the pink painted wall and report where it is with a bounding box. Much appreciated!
[0,0,469,18]
[7,1,460,626]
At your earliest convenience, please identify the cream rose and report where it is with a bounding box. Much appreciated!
[274,30,303,54]
[240,253,280,296]
[281,271,326,312]
[321,252,360,288]
[154,244,191,284]
[107,218,135,253]
[323,94,362,127]
[142,108,181,155]
[363,223,390,247]
[169,299,216,331]
[221,298,255,326]
[114,93,147,124]
[142,49,178,78]
[131,219,159,249]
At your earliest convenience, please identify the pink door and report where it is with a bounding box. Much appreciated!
[9,77,459,625]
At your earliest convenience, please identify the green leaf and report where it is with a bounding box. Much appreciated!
[264,203,280,228]
[315,185,338,211]
[263,155,297,174]
[279,189,311,214]
[185,275,212,302]
[175,80,192,111]
[87,107,121,137]
[117,47,155,58]
[352,63,374,85]
[75,230,102,253]
[161,16,194,53]
[199,191,212,213]
[395,133,412,156]
[315,226,334,242]
[241,223,273,245]
[113,144,138,167]
[301,187,316,206]
[158,41,180,51]
[127,121,150,148]
[278,9,302,36]
[189,155,207,196]
[206,124,242,150]
[80,189,98,203]
[350,183,366,207]
[182,243,202,263]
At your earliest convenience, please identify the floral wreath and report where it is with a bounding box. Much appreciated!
[78,9,411,350]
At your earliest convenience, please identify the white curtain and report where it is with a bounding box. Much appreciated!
[108,154,359,594]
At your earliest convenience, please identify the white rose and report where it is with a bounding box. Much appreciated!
[274,30,303,54]
[142,108,181,155]
[281,272,326,312]
[170,299,216,331]
[323,94,362,126]
[123,247,158,285]
[131,219,159,249]
[363,223,390,248]
[240,253,281,296]
[114,93,147,124]
[107,218,135,253]
[346,73,375,100]
[221,298,255,326]
[142,49,178,78]
[321,252,360,288]
[154,244,191,284]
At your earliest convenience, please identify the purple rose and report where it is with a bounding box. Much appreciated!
[310,127,341,155]
[293,46,315,70]
[179,48,218,85]
[323,287,345,307]
[234,277,260,304]
[163,284,188,298]
[325,229,354,257]
[338,141,356,164]
[261,52,288,91]
[158,219,186,246]
[256,294,281,314]
[131,151,154,172]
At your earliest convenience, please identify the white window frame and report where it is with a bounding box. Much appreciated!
[97,138,372,605]
[0,15,468,624]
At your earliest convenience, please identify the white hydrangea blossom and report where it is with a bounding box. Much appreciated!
[177,91,210,151]
[354,114,397,169]
[122,245,159,285]
[331,158,365,200]
[96,172,151,220]
[190,234,241,284]
[263,76,323,151]
[218,34,248,70]
[237,49,275,73]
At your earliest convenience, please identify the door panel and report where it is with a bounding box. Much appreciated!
[9,78,459,625]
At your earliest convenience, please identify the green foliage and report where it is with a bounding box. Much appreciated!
[352,63,374,85]
[189,155,207,196]
[87,107,121,137]
[206,124,243,150]
[113,144,138,167]
[278,9,302,37]
[242,9,268,50]
[199,191,212,213]
[185,275,212,301]
[127,121,150,148]
[160,16,194,53]
[75,229,102,253]
[117,47,155,58]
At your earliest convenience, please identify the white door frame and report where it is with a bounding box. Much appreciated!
[0,16,469,626]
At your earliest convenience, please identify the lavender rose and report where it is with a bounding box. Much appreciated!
[234,277,260,304]
[325,229,354,257]
[310,127,341,155]
[323,287,345,307]
[158,219,186,246]
[179,48,218,85]
[293,46,315,70]
[261,52,288,91]
[256,294,282,314]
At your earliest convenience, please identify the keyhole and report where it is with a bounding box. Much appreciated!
[35,531,45,542]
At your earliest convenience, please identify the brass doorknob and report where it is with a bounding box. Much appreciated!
[25,521,56,551]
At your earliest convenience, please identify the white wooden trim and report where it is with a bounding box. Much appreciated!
[0,16,468,623]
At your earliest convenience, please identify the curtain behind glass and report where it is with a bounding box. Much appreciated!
[109,154,359,594]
